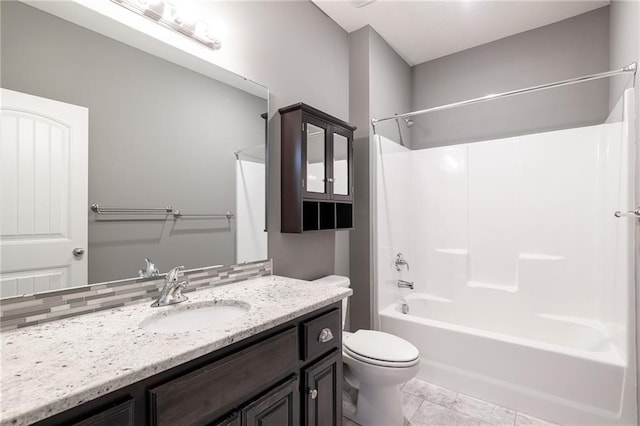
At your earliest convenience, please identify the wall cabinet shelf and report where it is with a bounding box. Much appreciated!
[280,103,356,233]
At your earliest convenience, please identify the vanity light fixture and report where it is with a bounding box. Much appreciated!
[112,0,222,51]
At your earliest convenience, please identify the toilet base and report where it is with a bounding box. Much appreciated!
[355,384,404,426]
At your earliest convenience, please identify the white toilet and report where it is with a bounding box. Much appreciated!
[312,276,420,426]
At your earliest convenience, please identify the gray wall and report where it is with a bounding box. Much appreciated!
[348,26,372,332]
[185,1,351,280]
[608,0,640,421]
[370,29,413,148]
[409,7,610,149]
[1,1,266,283]
[348,26,412,331]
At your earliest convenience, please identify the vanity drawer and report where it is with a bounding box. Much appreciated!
[302,308,341,361]
[148,327,298,426]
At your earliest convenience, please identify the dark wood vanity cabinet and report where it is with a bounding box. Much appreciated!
[280,103,357,233]
[34,303,343,426]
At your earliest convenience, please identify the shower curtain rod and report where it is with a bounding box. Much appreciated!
[233,145,264,159]
[371,62,637,133]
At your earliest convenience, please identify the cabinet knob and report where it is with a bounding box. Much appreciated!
[72,248,85,257]
[309,388,318,400]
[326,178,335,183]
[318,328,334,343]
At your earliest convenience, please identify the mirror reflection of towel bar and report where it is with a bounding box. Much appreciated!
[91,204,173,215]
[172,210,234,219]
[91,204,234,219]
[614,208,640,218]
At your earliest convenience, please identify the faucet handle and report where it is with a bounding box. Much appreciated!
[166,266,185,283]
[139,258,159,278]
[395,253,409,271]
[174,280,189,298]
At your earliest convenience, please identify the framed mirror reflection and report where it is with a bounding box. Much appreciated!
[0,1,268,293]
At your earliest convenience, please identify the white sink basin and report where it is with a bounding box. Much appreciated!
[141,301,250,333]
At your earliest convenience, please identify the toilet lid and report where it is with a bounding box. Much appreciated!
[344,330,419,365]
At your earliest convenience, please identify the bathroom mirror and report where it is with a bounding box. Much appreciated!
[0,1,268,292]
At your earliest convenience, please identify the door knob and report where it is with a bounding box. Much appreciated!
[309,389,318,400]
[72,248,85,257]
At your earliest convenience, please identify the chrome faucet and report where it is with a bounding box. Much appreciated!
[395,253,410,271]
[397,279,414,290]
[138,258,159,278]
[151,266,188,307]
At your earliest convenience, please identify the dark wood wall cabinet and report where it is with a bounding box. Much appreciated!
[35,303,343,426]
[280,103,357,233]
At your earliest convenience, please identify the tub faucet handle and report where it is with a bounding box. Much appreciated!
[395,253,409,271]
[397,279,414,290]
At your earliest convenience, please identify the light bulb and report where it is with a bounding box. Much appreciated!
[143,0,165,20]
[173,4,198,35]
[194,22,221,49]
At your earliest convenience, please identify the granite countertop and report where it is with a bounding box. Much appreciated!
[0,275,352,426]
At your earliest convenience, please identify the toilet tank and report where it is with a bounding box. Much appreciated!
[311,275,350,329]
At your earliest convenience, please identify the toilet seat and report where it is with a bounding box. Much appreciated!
[344,330,419,368]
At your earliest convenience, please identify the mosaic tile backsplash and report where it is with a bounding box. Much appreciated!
[0,260,272,332]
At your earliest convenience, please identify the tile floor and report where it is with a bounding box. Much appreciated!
[343,378,559,426]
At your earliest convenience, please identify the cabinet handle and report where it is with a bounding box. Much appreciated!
[326,178,335,183]
[309,389,318,400]
[318,328,334,343]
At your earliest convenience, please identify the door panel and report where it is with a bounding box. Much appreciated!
[303,350,341,426]
[242,376,299,426]
[0,89,88,296]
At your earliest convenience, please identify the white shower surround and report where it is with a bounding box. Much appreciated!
[235,159,267,263]
[373,89,636,425]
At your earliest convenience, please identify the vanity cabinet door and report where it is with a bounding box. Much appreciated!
[241,377,300,426]
[211,411,240,426]
[302,350,342,426]
[72,399,134,426]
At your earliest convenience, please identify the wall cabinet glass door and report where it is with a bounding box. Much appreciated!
[330,128,353,202]
[302,117,353,202]
[303,117,329,200]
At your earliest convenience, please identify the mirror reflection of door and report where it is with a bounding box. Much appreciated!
[0,89,88,297]
[332,133,349,196]
[306,123,326,194]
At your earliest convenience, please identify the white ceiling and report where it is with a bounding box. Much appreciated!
[312,0,610,66]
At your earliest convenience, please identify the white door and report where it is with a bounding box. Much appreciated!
[0,88,88,297]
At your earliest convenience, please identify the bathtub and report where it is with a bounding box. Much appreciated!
[379,293,627,425]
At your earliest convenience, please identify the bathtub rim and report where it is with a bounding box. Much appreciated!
[381,296,624,367]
